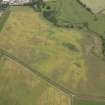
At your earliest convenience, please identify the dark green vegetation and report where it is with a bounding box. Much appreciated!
[0,0,9,10]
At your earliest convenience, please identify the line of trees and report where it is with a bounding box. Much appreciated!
[31,0,43,11]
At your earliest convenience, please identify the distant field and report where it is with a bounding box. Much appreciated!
[0,55,70,105]
[80,0,105,13]
[75,99,105,105]
[45,0,105,35]
[52,0,94,23]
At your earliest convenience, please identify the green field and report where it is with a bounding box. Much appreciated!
[45,0,105,35]
[75,100,105,105]
[45,0,94,23]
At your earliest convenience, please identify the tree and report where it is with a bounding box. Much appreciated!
[31,0,43,11]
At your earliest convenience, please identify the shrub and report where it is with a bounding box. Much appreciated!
[43,10,57,24]
[100,36,105,56]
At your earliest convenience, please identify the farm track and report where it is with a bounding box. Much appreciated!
[0,48,105,104]
[0,48,74,96]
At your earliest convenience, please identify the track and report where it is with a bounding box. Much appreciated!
[0,48,74,96]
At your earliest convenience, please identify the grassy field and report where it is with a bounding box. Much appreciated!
[0,54,70,105]
[75,99,105,105]
[0,6,105,98]
[45,0,105,35]
[0,6,87,95]
[50,0,95,23]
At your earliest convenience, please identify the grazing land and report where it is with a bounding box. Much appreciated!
[0,0,105,104]
[44,0,105,35]
[44,0,94,23]
[0,6,105,97]
[0,6,86,95]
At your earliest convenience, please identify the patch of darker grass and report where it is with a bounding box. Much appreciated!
[0,10,10,32]
[63,42,79,52]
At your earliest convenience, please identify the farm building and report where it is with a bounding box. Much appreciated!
[2,0,31,5]
[1,0,47,5]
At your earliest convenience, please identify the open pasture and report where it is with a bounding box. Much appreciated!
[0,6,105,99]
[0,6,87,95]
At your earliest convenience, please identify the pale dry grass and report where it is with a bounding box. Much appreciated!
[80,0,105,13]
[0,56,70,105]
[37,87,71,105]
